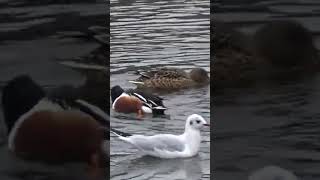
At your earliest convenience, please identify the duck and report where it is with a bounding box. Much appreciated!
[111,85,166,116]
[253,20,318,67]
[212,20,320,90]
[1,75,109,179]
[129,67,209,90]
[57,45,109,111]
[57,25,109,89]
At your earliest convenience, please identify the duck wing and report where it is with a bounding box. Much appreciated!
[136,68,188,80]
[126,89,166,109]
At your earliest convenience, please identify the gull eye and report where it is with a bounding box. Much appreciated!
[196,120,200,124]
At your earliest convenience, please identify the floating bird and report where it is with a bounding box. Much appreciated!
[111,85,166,116]
[57,25,109,92]
[249,166,298,180]
[129,67,209,90]
[111,114,209,158]
[212,20,320,90]
[1,75,109,179]
[253,20,318,67]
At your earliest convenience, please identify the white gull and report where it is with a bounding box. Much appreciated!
[111,114,210,159]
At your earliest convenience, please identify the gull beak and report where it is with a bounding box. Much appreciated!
[204,123,210,127]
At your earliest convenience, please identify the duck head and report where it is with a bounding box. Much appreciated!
[189,68,209,83]
[253,20,318,67]
[2,75,45,133]
[111,85,124,103]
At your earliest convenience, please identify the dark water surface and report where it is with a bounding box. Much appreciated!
[0,0,108,179]
[215,0,320,179]
[110,0,210,179]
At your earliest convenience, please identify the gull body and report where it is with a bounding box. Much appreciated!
[111,114,209,158]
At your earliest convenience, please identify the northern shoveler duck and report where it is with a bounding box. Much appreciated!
[212,20,320,90]
[253,20,318,67]
[111,85,166,116]
[57,43,109,111]
[58,25,109,89]
[129,67,209,90]
[2,75,109,179]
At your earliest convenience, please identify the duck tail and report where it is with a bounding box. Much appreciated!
[153,106,167,110]
[152,106,167,115]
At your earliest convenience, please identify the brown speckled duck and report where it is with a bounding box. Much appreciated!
[129,67,209,90]
[212,20,320,90]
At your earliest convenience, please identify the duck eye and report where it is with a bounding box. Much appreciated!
[196,120,200,124]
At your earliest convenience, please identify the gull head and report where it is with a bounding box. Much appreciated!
[185,114,209,130]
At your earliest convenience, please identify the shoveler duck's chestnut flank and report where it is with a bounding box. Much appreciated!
[111,85,166,116]
[129,67,209,90]
[2,75,109,179]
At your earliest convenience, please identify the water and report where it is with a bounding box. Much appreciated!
[214,0,320,179]
[110,0,210,179]
[0,0,108,179]
[2,0,319,179]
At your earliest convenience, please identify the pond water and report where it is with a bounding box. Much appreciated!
[214,0,320,179]
[110,0,210,179]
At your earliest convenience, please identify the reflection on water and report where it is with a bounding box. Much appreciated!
[110,0,210,179]
[215,0,320,179]
[112,156,204,180]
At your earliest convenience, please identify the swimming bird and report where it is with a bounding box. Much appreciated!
[129,67,209,90]
[111,114,210,158]
[1,75,109,179]
[111,85,166,116]
[57,25,109,93]
[213,20,320,90]
[253,20,318,67]
[249,166,298,180]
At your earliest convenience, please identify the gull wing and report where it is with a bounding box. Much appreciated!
[128,134,185,152]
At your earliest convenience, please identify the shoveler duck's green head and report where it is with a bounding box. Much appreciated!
[111,85,124,102]
[189,68,209,84]
[2,75,45,133]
